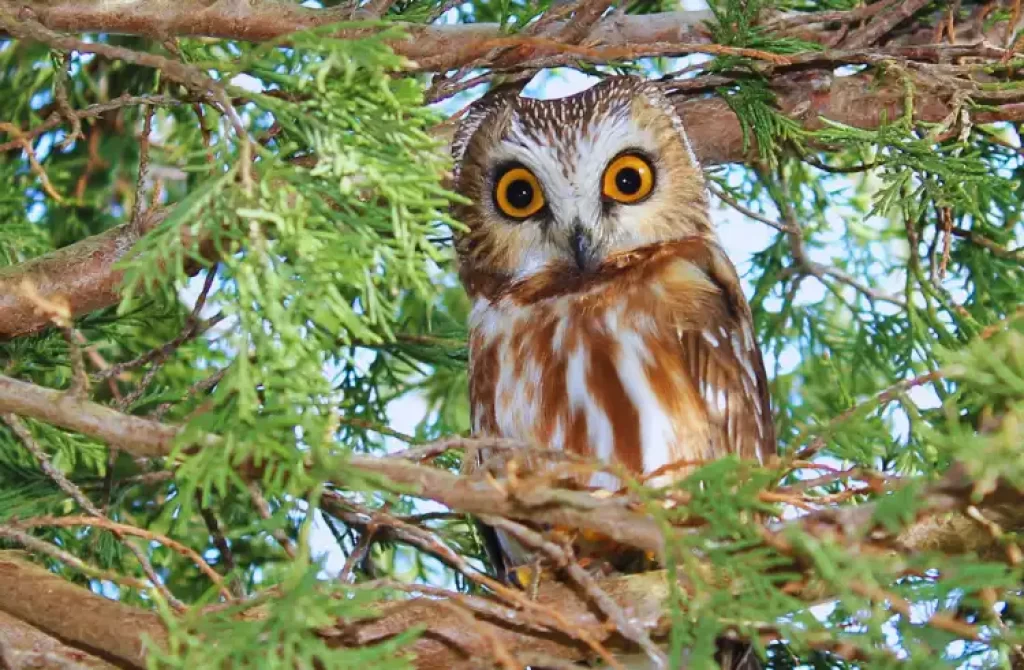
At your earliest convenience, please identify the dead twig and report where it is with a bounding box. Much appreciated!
[0,122,64,202]
[843,0,932,49]
[0,413,186,612]
[0,93,181,154]
[248,481,298,559]
[130,105,155,235]
[8,515,232,601]
[324,497,624,669]
[51,51,82,149]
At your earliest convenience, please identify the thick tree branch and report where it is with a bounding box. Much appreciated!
[0,218,156,340]
[0,609,118,670]
[0,370,1020,668]
[5,1,714,63]
[0,374,180,457]
[0,552,168,669]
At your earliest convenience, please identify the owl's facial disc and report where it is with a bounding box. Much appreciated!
[453,77,711,285]
[487,108,667,276]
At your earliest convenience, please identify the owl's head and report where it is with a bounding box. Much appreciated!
[450,76,712,295]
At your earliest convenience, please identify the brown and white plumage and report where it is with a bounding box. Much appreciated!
[450,76,775,603]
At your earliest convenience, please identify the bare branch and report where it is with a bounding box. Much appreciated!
[0,552,167,670]
[4,1,715,62]
[0,609,117,670]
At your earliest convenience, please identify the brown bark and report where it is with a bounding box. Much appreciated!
[0,610,119,670]
[0,553,168,669]
[6,1,713,62]
[0,219,155,341]
[0,374,180,456]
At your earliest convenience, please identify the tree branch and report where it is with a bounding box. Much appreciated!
[5,1,714,64]
[0,608,118,670]
[0,373,180,457]
[0,371,1020,569]
[0,552,168,669]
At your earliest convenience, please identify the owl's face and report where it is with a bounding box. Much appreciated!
[451,76,712,291]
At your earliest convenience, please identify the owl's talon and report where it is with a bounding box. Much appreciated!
[509,561,547,599]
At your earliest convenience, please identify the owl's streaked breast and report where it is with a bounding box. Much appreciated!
[468,265,723,489]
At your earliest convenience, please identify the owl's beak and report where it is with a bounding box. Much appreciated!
[569,221,600,272]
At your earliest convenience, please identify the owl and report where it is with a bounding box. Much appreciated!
[450,76,775,666]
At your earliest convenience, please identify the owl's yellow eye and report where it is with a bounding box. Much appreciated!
[494,166,545,219]
[602,154,654,204]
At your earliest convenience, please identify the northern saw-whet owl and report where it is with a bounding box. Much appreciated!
[451,76,775,667]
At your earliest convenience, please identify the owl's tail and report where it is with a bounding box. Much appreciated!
[604,639,762,670]
[716,638,763,670]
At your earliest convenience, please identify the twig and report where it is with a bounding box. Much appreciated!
[938,206,953,280]
[0,526,152,592]
[708,184,796,234]
[325,497,623,668]
[248,481,297,559]
[386,435,528,460]
[0,122,64,202]
[0,10,253,193]
[355,0,399,19]
[9,515,232,601]
[337,414,421,445]
[97,314,224,384]
[367,579,550,630]
[413,35,792,72]
[148,366,228,421]
[555,0,616,45]
[0,413,186,612]
[843,0,932,49]
[435,599,526,670]
[849,581,982,641]
[426,0,464,23]
[51,52,82,150]
[951,227,1024,263]
[791,369,950,462]
[130,105,155,235]
[62,328,89,397]
[196,491,246,597]
[964,505,1023,566]
[0,95,182,155]
[337,522,376,583]
[767,168,907,307]
[764,1,899,32]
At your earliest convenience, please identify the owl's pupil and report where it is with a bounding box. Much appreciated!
[506,180,534,209]
[616,168,642,195]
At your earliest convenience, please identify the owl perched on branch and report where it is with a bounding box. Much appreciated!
[450,76,775,668]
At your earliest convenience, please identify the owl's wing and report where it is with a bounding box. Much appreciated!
[670,240,776,465]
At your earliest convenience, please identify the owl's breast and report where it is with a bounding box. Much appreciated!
[468,287,715,485]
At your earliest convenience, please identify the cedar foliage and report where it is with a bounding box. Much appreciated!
[0,0,1022,668]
